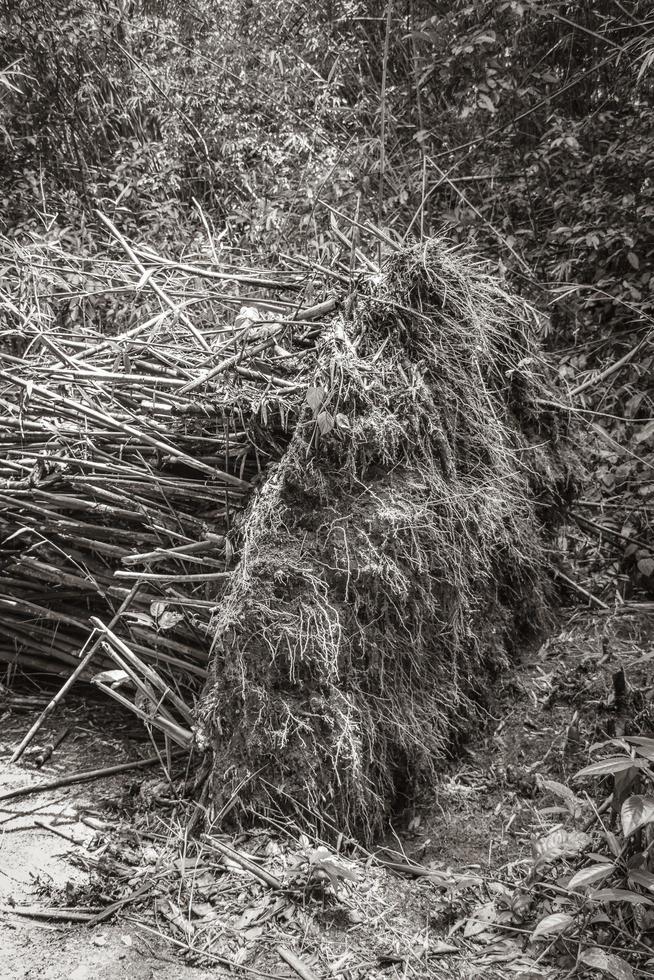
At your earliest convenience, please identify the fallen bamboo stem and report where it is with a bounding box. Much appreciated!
[201,836,283,890]
[34,726,72,768]
[277,948,320,980]
[94,678,193,748]
[114,569,231,583]
[34,817,84,844]
[0,905,97,923]
[96,211,212,353]
[92,617,194,725]
[8,582,142,764]
[0,754,169,803]
[553,568,609,611]
[570,333,651,397]
[134,921,287,979]
[0,234,332,739]
[0,368,250,488]
[86,879,156,926]
[179,334,280,394]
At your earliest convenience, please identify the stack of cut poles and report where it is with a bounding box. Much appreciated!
[0,215,335,749]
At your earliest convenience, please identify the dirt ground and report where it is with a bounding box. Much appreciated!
[1,606,652,979]
[0,699,220,980]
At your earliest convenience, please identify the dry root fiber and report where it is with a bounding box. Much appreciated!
[197,241,575,839]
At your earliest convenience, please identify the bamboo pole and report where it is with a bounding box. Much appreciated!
[9,582,141,763]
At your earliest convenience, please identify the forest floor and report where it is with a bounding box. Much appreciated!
[1,605,652,980]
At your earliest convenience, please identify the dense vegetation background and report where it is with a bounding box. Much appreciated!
[1,0,652,600]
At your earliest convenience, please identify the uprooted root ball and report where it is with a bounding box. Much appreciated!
[197,240,576,839]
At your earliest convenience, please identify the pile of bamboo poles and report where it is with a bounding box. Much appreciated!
[0,216,335,746]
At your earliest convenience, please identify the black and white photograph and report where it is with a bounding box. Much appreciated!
[0,2,652,977]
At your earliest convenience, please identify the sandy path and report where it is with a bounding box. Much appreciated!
[0,696,218,980]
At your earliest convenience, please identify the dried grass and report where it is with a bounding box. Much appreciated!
[196,240,575,839]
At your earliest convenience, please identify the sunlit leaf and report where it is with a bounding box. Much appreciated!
[150,600,183,631]
[567,864,615,891]
[580,946,634,980]
[157,611,184,631]
[626,736,654,754]
[621,796,654,837]
[316,410,334,435]
[575,757,647,778]
[538,776,582,816]
[531,912,575,940]
[306,385,325,413]
[234,306,260,329]
[92,669,130,688]
[532,827,591,867]
[628,869,654,893]
[634,420,654,445]
[589,887,653,906]
[463,900,497,937]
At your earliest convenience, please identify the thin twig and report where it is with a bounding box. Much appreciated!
[553,568,610,610]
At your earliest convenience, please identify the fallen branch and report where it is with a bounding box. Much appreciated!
[9,583,141,763]
[134,920,287,979]
[0,904,97,922]
[86,879,156,926]
[277,947,320,980]
[570,332,651,398]
[553,568,609,610]
[201,836,284,890]
[34,727,72,768]
[34,817,85,845]
[0,754,168,804]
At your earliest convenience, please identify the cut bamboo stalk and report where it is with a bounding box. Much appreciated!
[92,620,194,725]
[0,235,332,741]
[0,369,250,488]
[114,569,230,583]
[121,535,225,565]
[179,334,280,394]
[96,211,211,353]
[94,679,192,747]
[0,753,174,803]
[9,582,142,763]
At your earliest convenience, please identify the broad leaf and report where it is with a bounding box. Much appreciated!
[626,736,654,762]
[613,767,642,813]
[621,795,654,837]
[308,846,358,889]
[92,668,130,688]
[157,610,184,631]
[628,869,654,893]
[580,946,634,980]
[234,306,260,329]
[463,901,497,938]
[150,600,183,631]
[306,385,325,413]
[316,410,334,435]
[575,757,647,778]
[589,887,653,906]
[568,864,615,891]
[532,828,591,867]
[538,776,582,816]
[531,912,575,940]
